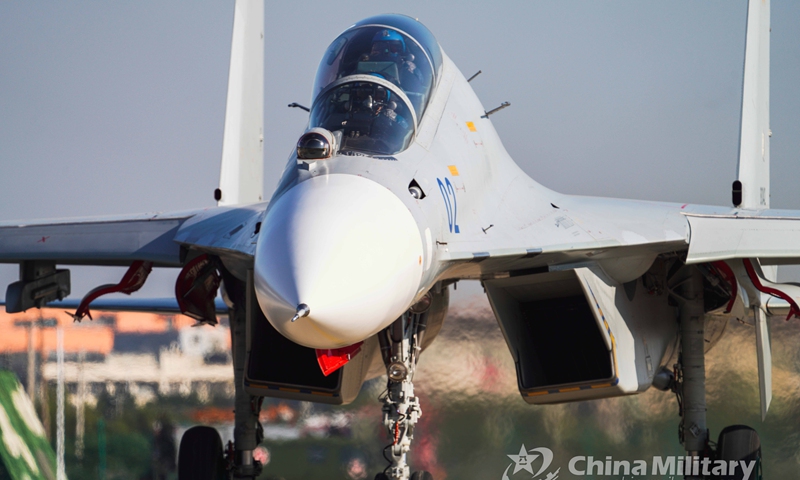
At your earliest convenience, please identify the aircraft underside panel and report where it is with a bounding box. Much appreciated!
[243,279,375,405]
[485,265,678,405]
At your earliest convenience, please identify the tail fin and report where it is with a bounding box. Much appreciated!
[734,1,775,416]
[734,0,770,209]
[217,0,264,206]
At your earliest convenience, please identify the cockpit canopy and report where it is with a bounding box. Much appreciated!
[309,15,442,155]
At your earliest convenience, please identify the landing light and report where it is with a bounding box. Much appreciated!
[387,362,408,382]
[409,292,432,314]
[652,367,674,391]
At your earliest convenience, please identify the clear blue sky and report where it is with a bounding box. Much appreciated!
[1,1,799,296]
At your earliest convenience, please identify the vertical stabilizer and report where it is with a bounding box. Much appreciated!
[218,0,264,206]
[734,0,770,209]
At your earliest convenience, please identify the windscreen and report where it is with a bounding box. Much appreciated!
[310,80,415,155]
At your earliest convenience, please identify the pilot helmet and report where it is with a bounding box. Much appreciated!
[371,29,406,56]
[368,73,392,101]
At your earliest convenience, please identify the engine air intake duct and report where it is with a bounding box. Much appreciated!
[485,266,677,405]
[517,296,612,388]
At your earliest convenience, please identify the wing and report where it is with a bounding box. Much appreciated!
[438,194,689,283]
[0,203,265,314]
[442,205,800,278]
[0,212,192,267]
[685,210,800,265]
[0,203,266,268]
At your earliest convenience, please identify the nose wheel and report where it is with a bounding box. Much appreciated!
[376,311,433,480]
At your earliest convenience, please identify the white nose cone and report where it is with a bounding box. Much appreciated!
[254,174,424,349]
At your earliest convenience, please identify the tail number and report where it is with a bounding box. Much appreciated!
[437,178,460,234]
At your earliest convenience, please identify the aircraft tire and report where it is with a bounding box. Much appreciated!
[716,425,762,480]
[178,425,226,480]
[411,471,434,480]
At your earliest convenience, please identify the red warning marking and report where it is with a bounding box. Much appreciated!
[316,342,363,376]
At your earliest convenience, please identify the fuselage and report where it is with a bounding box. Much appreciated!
[252,14,724,349]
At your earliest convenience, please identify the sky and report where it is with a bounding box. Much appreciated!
[1,0,800,298]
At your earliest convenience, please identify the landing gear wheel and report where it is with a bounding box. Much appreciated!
[717,425,762,480]
[410,471,434,480]
[178,426,226,480]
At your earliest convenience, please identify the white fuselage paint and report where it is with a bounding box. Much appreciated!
[254,174,423,348]
[253,49,726,350]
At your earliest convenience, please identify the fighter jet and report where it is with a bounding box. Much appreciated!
[0,1,791,478]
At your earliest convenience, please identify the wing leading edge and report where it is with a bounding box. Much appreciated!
[0,213,191,267]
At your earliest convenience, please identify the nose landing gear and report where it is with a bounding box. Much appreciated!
[375,311,433,480]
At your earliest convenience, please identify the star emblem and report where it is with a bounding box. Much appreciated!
[507,444,539,475]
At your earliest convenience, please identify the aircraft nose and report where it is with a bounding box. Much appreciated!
[254,174,424,349]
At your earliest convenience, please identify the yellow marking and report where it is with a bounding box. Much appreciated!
[526,391,549,397]
[418,255,422,265]
[466,121,476,132]
[559,387,581,392]
[590,383,612,389]
[592,300,618,377]
[448,165,459,176]
[310,391,334,397]
[279,387,300,393]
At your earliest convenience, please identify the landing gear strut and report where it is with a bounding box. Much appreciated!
[178,268,264,480]
[376,309,433,480]
[673,268,708,478]
[667,265,763,479]
[225,270,264,478]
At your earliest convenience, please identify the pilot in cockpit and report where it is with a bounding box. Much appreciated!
[343,82,410,152]
[360,29,424,93]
